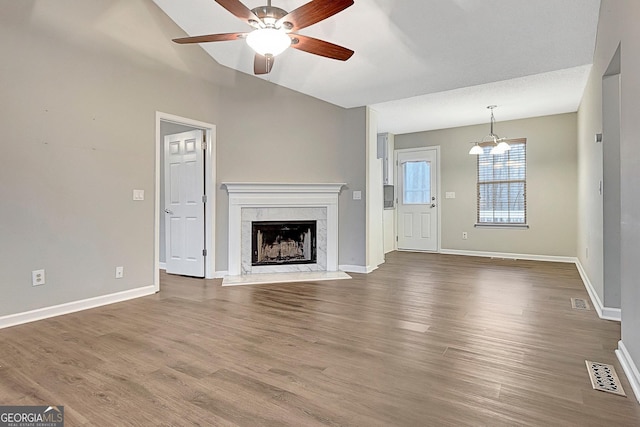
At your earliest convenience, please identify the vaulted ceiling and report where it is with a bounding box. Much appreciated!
[153,0,601,134]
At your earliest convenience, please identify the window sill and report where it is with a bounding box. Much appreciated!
[474,223,529,229]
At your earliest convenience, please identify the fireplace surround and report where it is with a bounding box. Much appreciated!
[223,183,344,277]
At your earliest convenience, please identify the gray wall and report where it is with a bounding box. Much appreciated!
[577,0,640,371]
[395,113,578,257]
[602,74,621,308]
[213,81,367,272]
[338,108,367,268]
[0,0,366,317]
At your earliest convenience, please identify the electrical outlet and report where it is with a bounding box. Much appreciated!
[115,266,124,279]
[462,232,468,240]
[32,269,45,286]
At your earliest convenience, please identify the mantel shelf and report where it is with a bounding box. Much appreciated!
[223,183,345,194]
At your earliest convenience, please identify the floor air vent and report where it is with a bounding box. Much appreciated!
[585,361,626,397]
[571,297,590,310]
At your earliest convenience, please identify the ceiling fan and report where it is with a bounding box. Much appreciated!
[172,0,355,75]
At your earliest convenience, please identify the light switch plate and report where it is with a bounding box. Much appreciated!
[445,192,456,199]
[133,189,144,201]
[353,190,362,200]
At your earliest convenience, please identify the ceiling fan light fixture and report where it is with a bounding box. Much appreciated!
[246,28,291,57]
[172,0,355,75]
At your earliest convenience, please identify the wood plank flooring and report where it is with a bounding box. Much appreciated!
[1,251,639,426]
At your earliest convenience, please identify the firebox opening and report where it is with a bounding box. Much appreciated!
[252,220,317,266]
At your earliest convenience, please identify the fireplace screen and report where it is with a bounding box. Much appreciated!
[252,220,317,266]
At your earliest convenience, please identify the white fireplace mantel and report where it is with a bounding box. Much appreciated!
[223,183,345,277]
[224,183,345,194]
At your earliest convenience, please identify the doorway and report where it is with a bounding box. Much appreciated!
[163,129,205,277]
[395,147,440,252]
[154,112,216,290]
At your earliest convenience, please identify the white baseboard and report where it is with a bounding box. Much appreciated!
[440,249,577,263]
[574,260,621,322]
[601,306,622,321]
[616,340,640,403]
[367,265,379,273]
[339,264,377,274]
[214,270,228,279]
[0,285,156,330]
[159,262,166,270]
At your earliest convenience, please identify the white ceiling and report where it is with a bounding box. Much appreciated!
[152,0,601,135]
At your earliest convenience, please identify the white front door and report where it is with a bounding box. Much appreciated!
[396,148,439,251]
[164,130,205,277]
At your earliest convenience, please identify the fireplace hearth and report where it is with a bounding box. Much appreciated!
[252,221,317,266]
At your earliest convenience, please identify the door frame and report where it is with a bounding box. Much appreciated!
[155,112,216,290]
[394,146,441,253]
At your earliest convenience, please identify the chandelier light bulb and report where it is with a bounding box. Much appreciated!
[490,144,506,155]
[469,144,484,155]
[496,141,511,152]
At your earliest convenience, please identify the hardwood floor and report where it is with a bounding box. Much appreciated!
[1,252,639,426]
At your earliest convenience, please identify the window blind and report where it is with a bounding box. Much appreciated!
[477,138,526,224]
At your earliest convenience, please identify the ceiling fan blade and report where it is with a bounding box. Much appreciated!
[254,54,275,75]
[215,0,261,25]
[290,34,354,61]
[173,32,246,44]
[277,0,354,31]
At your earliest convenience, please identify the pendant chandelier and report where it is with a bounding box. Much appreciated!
[468,105,511,155]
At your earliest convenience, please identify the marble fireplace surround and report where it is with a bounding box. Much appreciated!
[242,207,326,274]
[223,183,345,278]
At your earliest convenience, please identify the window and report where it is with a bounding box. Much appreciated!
[403,161,430,204]
[477,139,526,226]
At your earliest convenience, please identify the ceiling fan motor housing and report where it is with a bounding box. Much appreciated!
[250,6,291,29]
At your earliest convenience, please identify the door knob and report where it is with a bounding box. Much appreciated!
[431,204,436,208]
[164,209,173,214]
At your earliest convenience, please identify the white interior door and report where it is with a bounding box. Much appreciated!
[397,148,439,251]
[164,130,205,277]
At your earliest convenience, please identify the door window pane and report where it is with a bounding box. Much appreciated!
[403,161,430,204]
